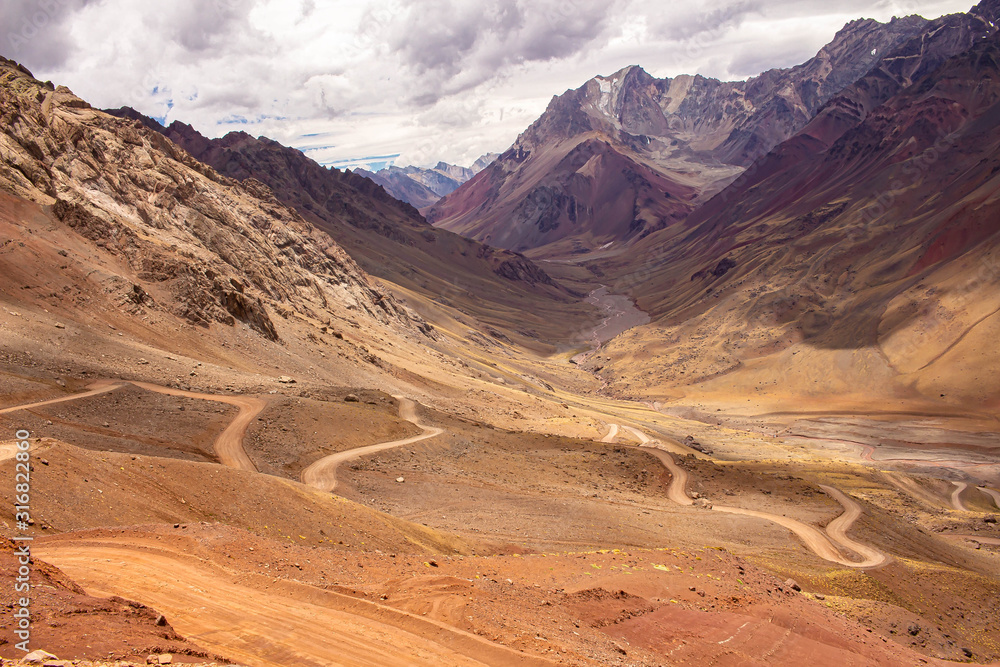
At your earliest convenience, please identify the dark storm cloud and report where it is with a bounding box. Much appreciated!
[1,0,92,70]
[381,0,623,104]
[1,0,261,73]
[139,0,258,56]
[655,1,763,40]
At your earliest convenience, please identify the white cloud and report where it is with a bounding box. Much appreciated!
[0,0,974,169]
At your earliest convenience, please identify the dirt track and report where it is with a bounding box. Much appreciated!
[301,396,443,492]
[640,445,693,506]
[36,537,552,667]
[0,380,123,465]
[817,484,888,567]
[130,381,265,471]
[620,425,650,444]
[602,423,889,568]
[0,380,264,471]
[0,379,123,415]
[5,384,892,571]
[951,481,969,511]
[980,486,1000,509]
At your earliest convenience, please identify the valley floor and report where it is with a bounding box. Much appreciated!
[1,352,999,665]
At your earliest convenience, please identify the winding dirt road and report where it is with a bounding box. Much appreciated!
[711,503,859,565]
[951,481,969,511]
[11,383,550,666]
[621,425,650,444]
[979,486,1000,510]
[0,379,264,471]
[0,379,124,415]
[817,484,888,567]
[3,381,892,570]
[603,423,888,568]
[0,380,125,463]
[301,396,443,493]
[130,381,264,471]
[36,537,552,667]
[641,446,693,506]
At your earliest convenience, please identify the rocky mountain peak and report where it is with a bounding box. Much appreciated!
[430,6,993,256]
[583,64,657,127]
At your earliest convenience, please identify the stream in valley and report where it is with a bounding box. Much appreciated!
[571,286,649,363]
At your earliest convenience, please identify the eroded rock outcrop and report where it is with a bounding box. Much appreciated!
[0,57,418,342]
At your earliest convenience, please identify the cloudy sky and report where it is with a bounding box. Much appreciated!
[2,0,973,169]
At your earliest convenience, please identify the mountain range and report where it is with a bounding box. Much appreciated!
[428,7,997,258]
[2,3,1000,665]
[0,57,425,382]
[583,0,1000,412]
[356,154,499,209]
[424,0,1000,416]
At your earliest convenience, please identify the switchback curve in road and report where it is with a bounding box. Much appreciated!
[302,396,443,493]
[641,445,693,506]
[951,482,969,512]
[611,425,888,568]
[711,503,855,566]
[130,381,264,472]
[0,379,263,472]
[817,484,888,567]
[950,481,969,511]
[621,425,650,444]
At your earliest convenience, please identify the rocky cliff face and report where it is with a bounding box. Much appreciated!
[428,9,994,257]
[470,153,500,173]
[103,110,590,346]
[530,15,931,168]
[0,58,420,344]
